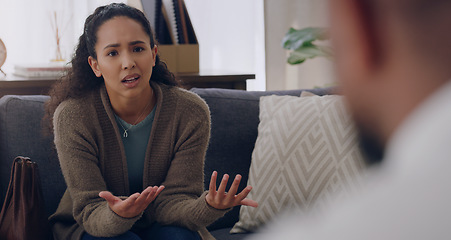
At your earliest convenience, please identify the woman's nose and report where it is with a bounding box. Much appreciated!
[122,53,136,70]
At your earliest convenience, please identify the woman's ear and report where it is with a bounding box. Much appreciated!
[152,46,157,67]
[88,56,102,77]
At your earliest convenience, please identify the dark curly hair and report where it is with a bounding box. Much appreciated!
[44,3,177,132]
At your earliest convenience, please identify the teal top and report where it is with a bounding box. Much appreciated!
[114,107,156,194]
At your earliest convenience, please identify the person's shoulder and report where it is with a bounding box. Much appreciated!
[163,85,210,116]
[54,94,96,124]
[174,87,208,108]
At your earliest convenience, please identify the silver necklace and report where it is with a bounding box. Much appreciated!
[117,101,151,138]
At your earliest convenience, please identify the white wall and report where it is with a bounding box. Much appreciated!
[264,0,334,90]
[184,0,265,91]
[181,0,334,91]
[1,0,332,91]
[0,0,124,73]
[0,0,264,89]
[128,0,265,90]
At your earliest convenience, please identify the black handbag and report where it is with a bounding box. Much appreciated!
[0,156,51,240]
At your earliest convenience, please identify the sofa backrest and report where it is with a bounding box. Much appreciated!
[191,87,334,230]
[0,95,65,217]
[0,87,335,229]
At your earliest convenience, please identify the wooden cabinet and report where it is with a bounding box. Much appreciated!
[0,71,255,97]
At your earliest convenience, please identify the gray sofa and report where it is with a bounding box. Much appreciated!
[0,86,332,240]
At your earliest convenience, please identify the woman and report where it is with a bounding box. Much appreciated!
[45,3,257,240]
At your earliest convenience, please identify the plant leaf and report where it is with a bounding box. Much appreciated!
[287,44,330,65]
[282,27,328,50]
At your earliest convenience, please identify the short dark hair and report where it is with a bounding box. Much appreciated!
[361,0,451,69]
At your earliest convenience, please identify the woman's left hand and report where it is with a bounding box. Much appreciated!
[206,171,258,210]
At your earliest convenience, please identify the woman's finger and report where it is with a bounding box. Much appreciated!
[145,185,165,202]
[241,198,259,208]
[226,174,242,199]
[122,192,140,208]
[144,186,158,202]
[209,171,218,194]
[135,187,153,205]
[234,186,258,208]
[99,191,120,205]
[235,186,252,202]
[155,185,165,196]
[217,174,229,196]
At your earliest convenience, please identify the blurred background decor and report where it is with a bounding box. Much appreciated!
[282,27,331,65]
[49,11,71,62]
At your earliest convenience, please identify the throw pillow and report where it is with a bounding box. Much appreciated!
[300,91,317,97]
[231,94,366,233]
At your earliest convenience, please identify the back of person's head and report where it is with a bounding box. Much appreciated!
[329,0,451,163]
[361,0,451,78]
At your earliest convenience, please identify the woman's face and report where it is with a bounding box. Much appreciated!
[88,16,156,101]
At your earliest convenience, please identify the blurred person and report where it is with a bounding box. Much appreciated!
[248,0,451,239]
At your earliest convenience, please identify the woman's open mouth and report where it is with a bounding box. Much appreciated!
[123,77,138,83]
[122,74,141,87]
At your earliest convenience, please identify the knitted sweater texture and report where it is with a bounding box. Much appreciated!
[49,82,226,240]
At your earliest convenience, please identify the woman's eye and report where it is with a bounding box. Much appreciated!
[107,51,118,57]
[134,47,144,52]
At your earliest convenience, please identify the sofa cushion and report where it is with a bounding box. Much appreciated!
[0,95,65,217]
[210,228,250,240]
[231,94,366,233]
[191,87,335,231]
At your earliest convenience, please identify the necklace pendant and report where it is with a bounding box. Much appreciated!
[123,130,128,138]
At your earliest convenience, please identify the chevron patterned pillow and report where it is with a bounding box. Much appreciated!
[231,94,367,233]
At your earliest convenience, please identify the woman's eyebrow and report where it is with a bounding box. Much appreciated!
[103,41,146,50]
[104,43,120,50]
[129,40,145,46]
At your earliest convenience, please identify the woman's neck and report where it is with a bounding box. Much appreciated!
[110,86,156,125]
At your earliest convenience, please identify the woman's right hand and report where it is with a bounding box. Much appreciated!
[99,185,165,218]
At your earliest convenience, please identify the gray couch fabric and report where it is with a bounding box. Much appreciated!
[0,95,64,217]
[0,87,334,240]
[191,87,334,234]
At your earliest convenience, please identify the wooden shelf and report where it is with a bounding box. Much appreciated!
[0,70,255,97]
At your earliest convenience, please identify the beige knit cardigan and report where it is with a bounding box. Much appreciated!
[49,82,227,240]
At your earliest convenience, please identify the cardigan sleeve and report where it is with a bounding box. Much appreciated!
[149,92,229,231]
[53,100,141,237]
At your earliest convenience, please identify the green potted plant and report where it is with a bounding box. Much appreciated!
[282,27,332,65]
